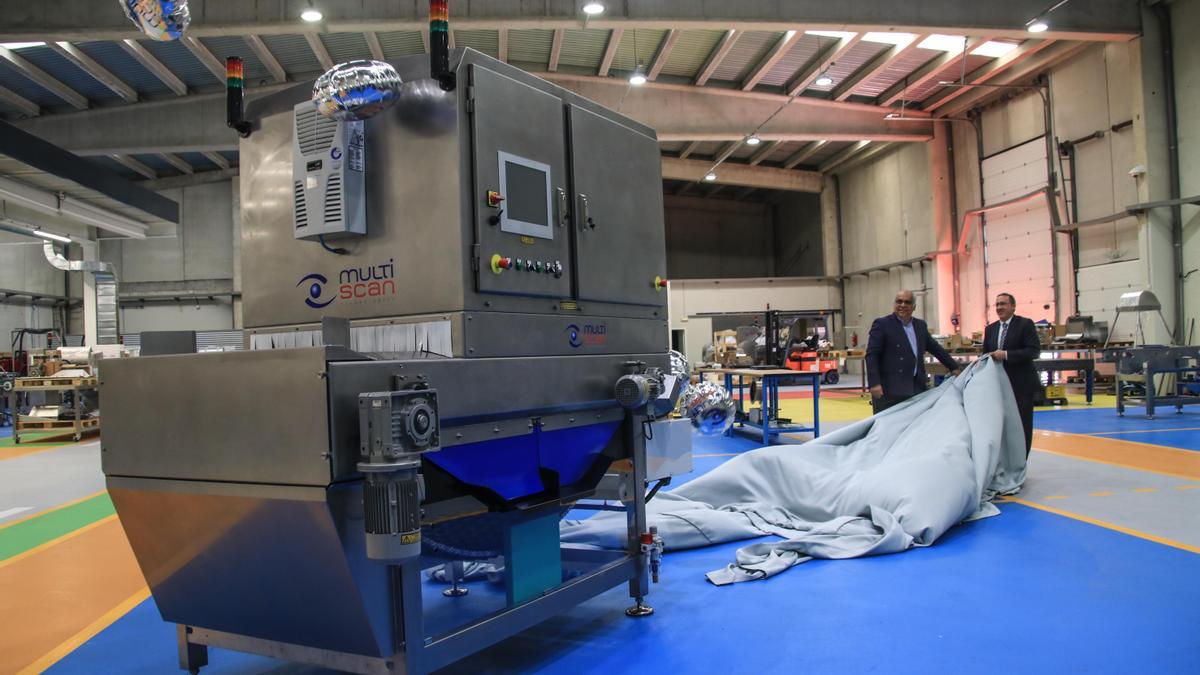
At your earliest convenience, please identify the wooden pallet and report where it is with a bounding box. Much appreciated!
[16,417,100,431]
[13,376,98,390]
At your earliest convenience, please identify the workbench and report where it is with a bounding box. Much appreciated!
[8,375,99,443]
[706,368,820,445]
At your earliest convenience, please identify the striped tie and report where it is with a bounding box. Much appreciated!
[998,322,1008,349]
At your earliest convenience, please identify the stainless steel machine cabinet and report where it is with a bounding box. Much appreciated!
[100,49,672,675]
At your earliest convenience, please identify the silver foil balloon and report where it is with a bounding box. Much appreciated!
[668,350,689,380]
[120,0,190,41]
[679,381,736,436]
[313,60,403,121]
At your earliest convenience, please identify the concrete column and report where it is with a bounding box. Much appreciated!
[929,123,957,334]
[1131,7,1178,344]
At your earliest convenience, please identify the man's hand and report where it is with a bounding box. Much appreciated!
[991,350,1007,361]
[870,385,883,400]
[951,368,962,376]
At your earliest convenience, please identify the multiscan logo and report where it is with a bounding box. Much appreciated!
[298,259,397,309]
[566,323,607,348]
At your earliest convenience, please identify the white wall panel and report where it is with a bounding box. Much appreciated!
[1076,259,1144,342]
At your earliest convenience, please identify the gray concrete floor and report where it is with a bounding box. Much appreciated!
[0,441,103,523]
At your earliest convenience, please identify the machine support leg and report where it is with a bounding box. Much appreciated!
[623,411,653,618]
[392,561,425,674]
[443,559,469,597]
[177,625,208,674]
[1146,368,1156,419]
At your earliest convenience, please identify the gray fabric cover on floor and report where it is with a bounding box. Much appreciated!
[560,357,1028,585]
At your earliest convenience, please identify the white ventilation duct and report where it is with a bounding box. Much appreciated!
[0,174,148,239]
[43,242,121,345]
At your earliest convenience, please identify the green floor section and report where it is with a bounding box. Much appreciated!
[0,493,114,561]
[0,430,80,449]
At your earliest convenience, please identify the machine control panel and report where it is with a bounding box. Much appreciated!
[491,254,563,278]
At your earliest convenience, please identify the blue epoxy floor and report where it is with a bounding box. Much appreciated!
[48,410,1200,674]
[1035,407,1200,451]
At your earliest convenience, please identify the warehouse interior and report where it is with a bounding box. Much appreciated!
[1,1,1197,673]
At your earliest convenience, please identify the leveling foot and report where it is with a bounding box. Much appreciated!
[625,600,654,617]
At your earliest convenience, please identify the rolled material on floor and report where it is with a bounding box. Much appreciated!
[562,357,1027,584]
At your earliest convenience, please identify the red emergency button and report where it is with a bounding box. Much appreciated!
[654,276,668,291]
[487,191,505,208]
[490,254,513,274]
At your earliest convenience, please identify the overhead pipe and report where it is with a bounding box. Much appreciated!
[0,174,148,239]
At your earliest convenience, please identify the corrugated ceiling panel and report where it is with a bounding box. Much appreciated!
[77,41,174,96]
[658,29,725,79]
[15,45,122,104]
[175,151,209,167]
[199,36,270,83]
[729,143,758,161]
[0,59,68,107]
[131,153,174,173]
[659,140,685,153]
[218,150,239,164]
[851,46,942,99]
[558,29,609,69]
[767,141,802,164]
[692,141,725,159]
[709,31,781,83]
[454,30,498,58]
[807,141,851,165]
[760,34,823,88]
[806,41,888,93]
[261,34,322,77]
[86,155,136,178]
[141,39,215,90]
[377,31,426,58]
[908,53,992,102]
[508,29,554,64]
[320,32,371,65]
[613,29,667,73]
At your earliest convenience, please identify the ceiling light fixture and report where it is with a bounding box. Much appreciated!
[33,229,72,243]
[814,72,834,87]
[582,2,605,15]
[746,134,761,146]
[300,2,323,22]
[704,172,717,181]
[1026,19,1049,33]
[629,64,647,85]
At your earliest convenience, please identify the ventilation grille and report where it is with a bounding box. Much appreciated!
[295,106,338,155]
[324,174,343,223]
[294,181,308,228]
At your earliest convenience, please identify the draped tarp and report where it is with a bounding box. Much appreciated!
[561,357,1028,585]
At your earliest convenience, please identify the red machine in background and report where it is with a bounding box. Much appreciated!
[785,347,840,384]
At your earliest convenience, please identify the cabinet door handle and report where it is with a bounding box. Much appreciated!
[577,193,595,231]
[556,187,568,228]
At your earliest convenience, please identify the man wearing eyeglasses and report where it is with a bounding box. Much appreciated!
[983,292,1041,456]
[866,290,962,413]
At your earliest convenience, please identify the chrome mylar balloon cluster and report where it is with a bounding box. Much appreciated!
[119,0,190,41]
[313,60,404,121]
[678,381,736,436]
[668,350,689,380]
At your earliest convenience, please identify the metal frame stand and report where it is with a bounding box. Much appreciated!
[174,410,655,675]
[725,370,820,444]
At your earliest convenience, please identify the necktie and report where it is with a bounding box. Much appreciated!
[998,322,1008,349]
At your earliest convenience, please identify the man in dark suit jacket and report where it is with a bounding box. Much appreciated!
[983,292,1042,456]
[866,290,962,413]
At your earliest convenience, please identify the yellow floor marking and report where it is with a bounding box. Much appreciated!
[1089,427,1200,436]
[0,514,116,570]
[1176,485,1200,491]
[0,490,107,531]
[1031,430,1200,481]
[16,586,150,675]
[1043,495,1069,500]
[1133,488,1159,493]
[1004,497,1200,554]
[1088,491,1114,497]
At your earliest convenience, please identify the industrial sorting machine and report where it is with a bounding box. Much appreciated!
[100,48,682,674]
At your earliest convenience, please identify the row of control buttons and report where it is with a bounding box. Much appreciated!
[491,254,564,278]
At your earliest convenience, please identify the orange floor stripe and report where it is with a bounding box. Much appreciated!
[0,517,147,674]
[0,443,74,461]
[1005,497,1200,554]
[1032,430,1200,481]
[17,586,150,675]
